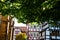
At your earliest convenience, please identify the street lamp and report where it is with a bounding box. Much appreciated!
[43,7,45,10]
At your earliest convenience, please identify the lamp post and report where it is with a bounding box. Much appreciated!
[10,16,14,40]
[5,15,10,40]
[6,15,14,40]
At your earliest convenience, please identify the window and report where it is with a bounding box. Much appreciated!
[34,33,35,37]
[37,34,39,36]
[31,34,33,36]
[41,32,42,36]
[50,31,60,36]
[46,31,50,35]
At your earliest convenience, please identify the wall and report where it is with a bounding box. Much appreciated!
[0,15,13,40]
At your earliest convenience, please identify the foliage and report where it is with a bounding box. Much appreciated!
[15,32,27,40]
[0,0,60,24]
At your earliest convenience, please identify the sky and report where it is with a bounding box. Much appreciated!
[12,18,26,27]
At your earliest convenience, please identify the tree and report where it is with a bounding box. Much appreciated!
[0,0,60,25]
[15,32,27,40]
